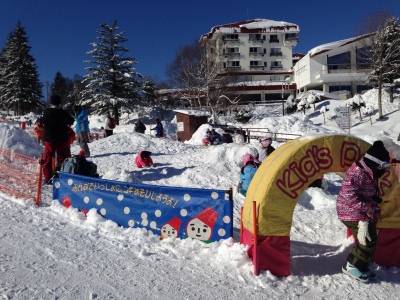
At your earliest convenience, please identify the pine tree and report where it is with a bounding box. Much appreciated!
[141,76,158,106]
[366,16,400,118]
[51,71,69,105]
[80,19,142,123]
[0,21,42,115]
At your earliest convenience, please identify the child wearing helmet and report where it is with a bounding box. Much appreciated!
[238,153,258,196]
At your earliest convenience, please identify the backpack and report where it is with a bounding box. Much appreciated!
[61,155,98,177]
[109,117,116,129]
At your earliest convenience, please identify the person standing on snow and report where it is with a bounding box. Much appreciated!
[233,129,245,144]
[151,118,164,137]
[74,105,90,157]
[42,94,75,184]
[104,112,114,137]
[238,153,258,196]
[337,140,390,282]
[258,136,275,162]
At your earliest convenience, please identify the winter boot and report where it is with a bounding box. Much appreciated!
[342,262,369,282]
[364,269,377,280]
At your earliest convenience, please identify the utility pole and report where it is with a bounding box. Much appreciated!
[44,81,49,102]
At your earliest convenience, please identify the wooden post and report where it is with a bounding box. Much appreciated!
[35,154,43,206]
[240,206,243,244]
[253,200,260,276]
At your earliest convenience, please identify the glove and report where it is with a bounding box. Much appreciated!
[372,195,383,203]
[357,220,371,246]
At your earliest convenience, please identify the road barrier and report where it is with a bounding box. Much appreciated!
[0,148,42,204]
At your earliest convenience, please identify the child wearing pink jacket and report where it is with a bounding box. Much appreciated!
[135,151,154,168]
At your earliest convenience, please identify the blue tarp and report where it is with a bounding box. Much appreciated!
[53,172,233,242]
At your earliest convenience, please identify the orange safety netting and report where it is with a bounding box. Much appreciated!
[0,148,41,204]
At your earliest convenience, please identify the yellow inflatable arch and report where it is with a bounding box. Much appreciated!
[241,134,400,276]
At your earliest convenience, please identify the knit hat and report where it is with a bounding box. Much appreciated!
[260,136,272,148]
[364,141,390,167]
[140,151,151,159]
[50,94,61,105]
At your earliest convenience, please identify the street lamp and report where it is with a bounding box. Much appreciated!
[281,77,291,116]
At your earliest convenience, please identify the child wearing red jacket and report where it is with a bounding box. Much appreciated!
[33,123,45,145]
[135,151,153,168]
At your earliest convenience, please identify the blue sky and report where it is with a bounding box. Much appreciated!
[1,0,399,90]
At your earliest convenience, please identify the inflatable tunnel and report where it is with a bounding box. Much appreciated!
[240,134,400,276]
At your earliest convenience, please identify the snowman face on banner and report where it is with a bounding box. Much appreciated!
[187,218,212,240]
[161,224,178,238]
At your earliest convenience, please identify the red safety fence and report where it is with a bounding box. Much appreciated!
[0,148,42,205]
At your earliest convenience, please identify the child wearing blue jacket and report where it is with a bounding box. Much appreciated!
[239,153,258,196]
[74,105,90,157]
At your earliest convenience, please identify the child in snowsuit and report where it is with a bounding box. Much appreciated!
[202,130,212,146]
[337,141,390,282]
[210,129,223,145]
[238,153,258,196]
[135,151,154,168]
[33,123,45,145]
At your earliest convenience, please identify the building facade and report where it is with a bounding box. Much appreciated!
[200,19,300,103]
[293,35,373,100]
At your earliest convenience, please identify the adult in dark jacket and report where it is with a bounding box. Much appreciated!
[135,119,146,134]
[42,95,75,184]
[337,141,390,282]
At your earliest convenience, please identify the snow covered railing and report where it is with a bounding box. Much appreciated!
[246,129,301,142]
[0,148,41,204]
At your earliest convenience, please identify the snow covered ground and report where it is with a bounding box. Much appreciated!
[1,88,400,299]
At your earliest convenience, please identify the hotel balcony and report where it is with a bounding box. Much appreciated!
[316,69,369,82]
[271,66,283,70]
[249,38,264,43]
[250,65,265,70]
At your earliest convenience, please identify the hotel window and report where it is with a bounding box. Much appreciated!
[224,34,239,40]
[249,47,260,54]
[227,61,240,67]
[285,33,298,40]
[270,75,282,81]
[270,48,282,55]
[249,34,263,40]
[271,61,282,67]
[327,52,350,72]
[226,47,239,53]
[250,61,261,66]
[270,35,279,43]
[356,47,371,69]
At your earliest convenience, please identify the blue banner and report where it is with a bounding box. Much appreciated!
[53,172,233,242]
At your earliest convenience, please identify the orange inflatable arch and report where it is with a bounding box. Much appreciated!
[240,134,400,276]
